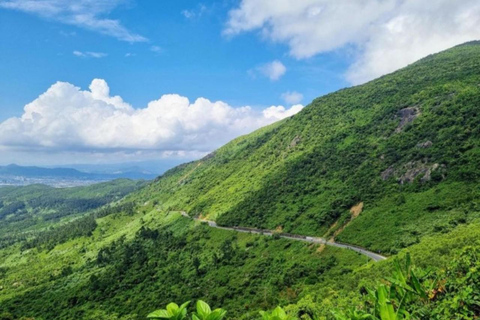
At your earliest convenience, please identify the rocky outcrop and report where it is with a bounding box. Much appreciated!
[395,107,421,133]
[381,161,445,184]
[289,136,301,148]
[381,167,395,180]
[416,140,433,148]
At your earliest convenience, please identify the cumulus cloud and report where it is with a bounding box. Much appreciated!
[263,105,304,120]
[73,50,107,58]
[281,91,303,105]
[0,79,304,154]
[0,0,147,42]
[225,0,480,84]
[252,60,286,81]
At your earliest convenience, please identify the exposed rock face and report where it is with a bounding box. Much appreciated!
[399,161,432,184]
[381,161,445,184]
[290,136,301,148]
[381,167,395,180]
[395,107,421,133]
[416,140,433,148]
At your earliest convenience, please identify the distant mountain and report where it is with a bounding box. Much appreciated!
[61,160,191,176]
[0,164,158,186]
[0,164,87,178]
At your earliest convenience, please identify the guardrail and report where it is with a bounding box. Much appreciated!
[183,212,386,261]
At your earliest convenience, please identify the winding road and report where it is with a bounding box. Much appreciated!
[180,212,386,262]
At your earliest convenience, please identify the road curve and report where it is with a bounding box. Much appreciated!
[179,211,386,262]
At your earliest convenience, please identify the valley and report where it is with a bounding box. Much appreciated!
[0,42,479,319]
[0,164,157,188]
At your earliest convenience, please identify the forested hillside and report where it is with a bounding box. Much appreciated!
[136,41,480,254]
[0,42,479,320]
[0,179,145,249]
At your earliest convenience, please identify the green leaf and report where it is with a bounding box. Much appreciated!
[377,285,397,320]
[206,309,227,320]
[271,306,287,319]
[259,310,269,320]
[410,271,428,299]
[197,300,211,317]
[148,309,171,319]
[180,301,191,311]
[166,302,179,315]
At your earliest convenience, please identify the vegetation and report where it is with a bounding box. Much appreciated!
[149,247,480,320]
[0,42,479,319]
[132,42,480,255]
[148,300,226,320]
[0,179,145,249]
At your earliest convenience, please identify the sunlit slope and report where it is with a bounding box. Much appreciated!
[136,42,480,253]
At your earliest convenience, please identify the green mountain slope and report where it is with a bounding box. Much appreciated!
[0,42,479,320]
[0,179,146,248]
[135,42,480,254]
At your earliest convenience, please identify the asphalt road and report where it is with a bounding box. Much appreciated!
[180,211,387,262]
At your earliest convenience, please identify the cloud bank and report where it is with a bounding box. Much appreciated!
[225,0,480,84]
[0,79,303,154]
[0,0,146,42]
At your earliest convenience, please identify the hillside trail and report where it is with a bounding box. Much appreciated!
[179,211,386,262]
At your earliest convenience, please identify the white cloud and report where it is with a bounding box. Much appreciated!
[254,60,286,81]
[0,79,304,154]
[73,50,107,58]
[263,105,304,120]
[150,45,162,54]
[0,0,147,43]
[225,0,480,84]
[182,10,194,19]
[181,4,207,19]
[281,91,303,105]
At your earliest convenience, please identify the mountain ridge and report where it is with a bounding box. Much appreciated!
[133,41,480,254]
[0,42,479,319]
[0,163,157,185]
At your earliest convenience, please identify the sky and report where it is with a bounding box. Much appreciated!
[0,0,479,171]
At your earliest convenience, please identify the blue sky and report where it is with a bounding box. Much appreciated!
[0,0,479,170]
[0,0,349,121]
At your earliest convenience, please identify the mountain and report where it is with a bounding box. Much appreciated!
[0,164,158,186]
[62,160,189,177]
[0,42,479,319]
[0,179,147,247]
[135,41,480,254]
[0,164,86,178]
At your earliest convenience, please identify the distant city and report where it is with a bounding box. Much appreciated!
[0,164,160,187]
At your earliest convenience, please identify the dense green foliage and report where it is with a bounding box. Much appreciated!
[149,247,480,320]
[21,215,97,251]
[0,179,145,248]
[134,42,480,255]
[0,211,365,319]
[0,42,479,319]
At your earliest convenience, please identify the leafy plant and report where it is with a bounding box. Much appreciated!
[148,302,190,320]
[192,300,226,320]
[259,306,293,320]
[334,253,428,320]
